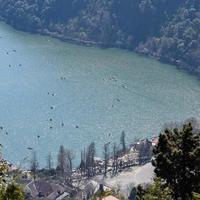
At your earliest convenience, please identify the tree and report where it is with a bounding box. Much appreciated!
[120,131,126,153]
[86,142,96,177]
[79,149,86,177]
[2,182,24,200]
[112,143,119,175]
[103,142,110,177]
[0,160,9,199]
[0,150,24,200]
[128,187,137,200]
[1,0,200,79]
[57,145,69,178]
[193,192,200,200]
[136,185,145,200]
[30,151,39,181]
[152,123,200,200]
[66,149,75,177]
[135,178,172,200]
[47,152,53,172]
[46,152,56,176]
[138,139,152,165]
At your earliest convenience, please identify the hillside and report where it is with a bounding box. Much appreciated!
[0,0,200,77]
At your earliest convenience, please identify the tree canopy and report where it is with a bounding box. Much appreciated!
[0,158,24,200]
[152,123,200,199]
[0,0,200,77]
[133,122,200,200]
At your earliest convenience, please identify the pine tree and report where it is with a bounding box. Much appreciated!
[79,149,86,176]
[152,123,200,200]
[135,178,172,200]
[86,142,96,177]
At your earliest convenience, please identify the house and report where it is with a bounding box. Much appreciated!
[25,180,69,200]
[102,195,120,200]
[56,192,70,200]
[151,137,159,146]
[78,180,99,199]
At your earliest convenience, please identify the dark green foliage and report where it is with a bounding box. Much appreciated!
[139,0,200,77]
[132,122,200,200]
[135,178,172,200]
[0,157,24,200]
[2,182,24,200]
[193,192,200,200]
[1,0,200,77]
[135,185,145,200]
[128,187,137,200]
[152,123,200,200]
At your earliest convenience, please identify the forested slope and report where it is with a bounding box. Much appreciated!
[0,0,200,77]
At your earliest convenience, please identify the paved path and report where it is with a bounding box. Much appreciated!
[104,163,155,197]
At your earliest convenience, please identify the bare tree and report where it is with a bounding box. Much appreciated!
[79,149,86,177]
[46,152,54,177]
[47,152,53,171]
[103,142,110,177]
[120,131,126,154]
[112,142,119,174]
[66,149,75,176]
[57,145,69,178]
[30,151,39,181]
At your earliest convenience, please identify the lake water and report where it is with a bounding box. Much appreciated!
[0,22,200,168]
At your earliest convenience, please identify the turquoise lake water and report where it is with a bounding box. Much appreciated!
[0,22,200,167]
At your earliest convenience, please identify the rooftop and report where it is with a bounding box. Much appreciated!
[102,195,120,200]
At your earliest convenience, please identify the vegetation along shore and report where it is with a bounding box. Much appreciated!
[0,0,200,78]
[0,118,200,199]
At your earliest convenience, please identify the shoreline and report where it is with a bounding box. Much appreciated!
[0,19,199,81]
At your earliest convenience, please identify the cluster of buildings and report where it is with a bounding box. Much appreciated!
[75,136,158,177]
[4,136,158,200]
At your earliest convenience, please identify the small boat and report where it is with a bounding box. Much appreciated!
[116,98,120,102]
